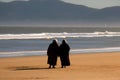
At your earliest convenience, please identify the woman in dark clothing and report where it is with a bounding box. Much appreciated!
[47,39,59,68]
[59,39,70,68]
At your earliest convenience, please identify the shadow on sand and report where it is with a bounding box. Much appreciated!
[8,66,50,71]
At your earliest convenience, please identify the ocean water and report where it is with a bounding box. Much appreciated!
[0,27,120,58]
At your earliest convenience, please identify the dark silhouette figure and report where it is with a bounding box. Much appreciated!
[59,40,70,68]
[47,39,59,68]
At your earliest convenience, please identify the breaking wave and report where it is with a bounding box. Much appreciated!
[0,31,120,40]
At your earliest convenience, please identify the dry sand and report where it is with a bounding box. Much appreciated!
[0,52,120,80]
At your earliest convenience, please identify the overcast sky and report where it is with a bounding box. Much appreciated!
[0,0,120,9]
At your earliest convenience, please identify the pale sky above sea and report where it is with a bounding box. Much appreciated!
[0,0,120,9]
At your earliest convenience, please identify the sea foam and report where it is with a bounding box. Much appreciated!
[0,31,120,40]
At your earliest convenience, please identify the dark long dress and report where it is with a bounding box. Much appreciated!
[47,40,59,66]
[59,40,70,67]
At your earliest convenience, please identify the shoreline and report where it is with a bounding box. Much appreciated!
[1,46,120,58]
[0,52,120,80]
[0,51,119,59]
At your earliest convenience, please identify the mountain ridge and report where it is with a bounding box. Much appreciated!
[0,0,120,25]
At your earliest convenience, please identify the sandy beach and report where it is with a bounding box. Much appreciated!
[0,52,120,80]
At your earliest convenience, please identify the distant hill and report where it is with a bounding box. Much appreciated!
[84,6,120,22]
[0,0,97,22]
[0,0,120,25]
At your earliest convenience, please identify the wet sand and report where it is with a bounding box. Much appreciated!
[0,52,120,80]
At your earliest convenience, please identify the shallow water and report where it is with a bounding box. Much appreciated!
[0,27,120,57]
